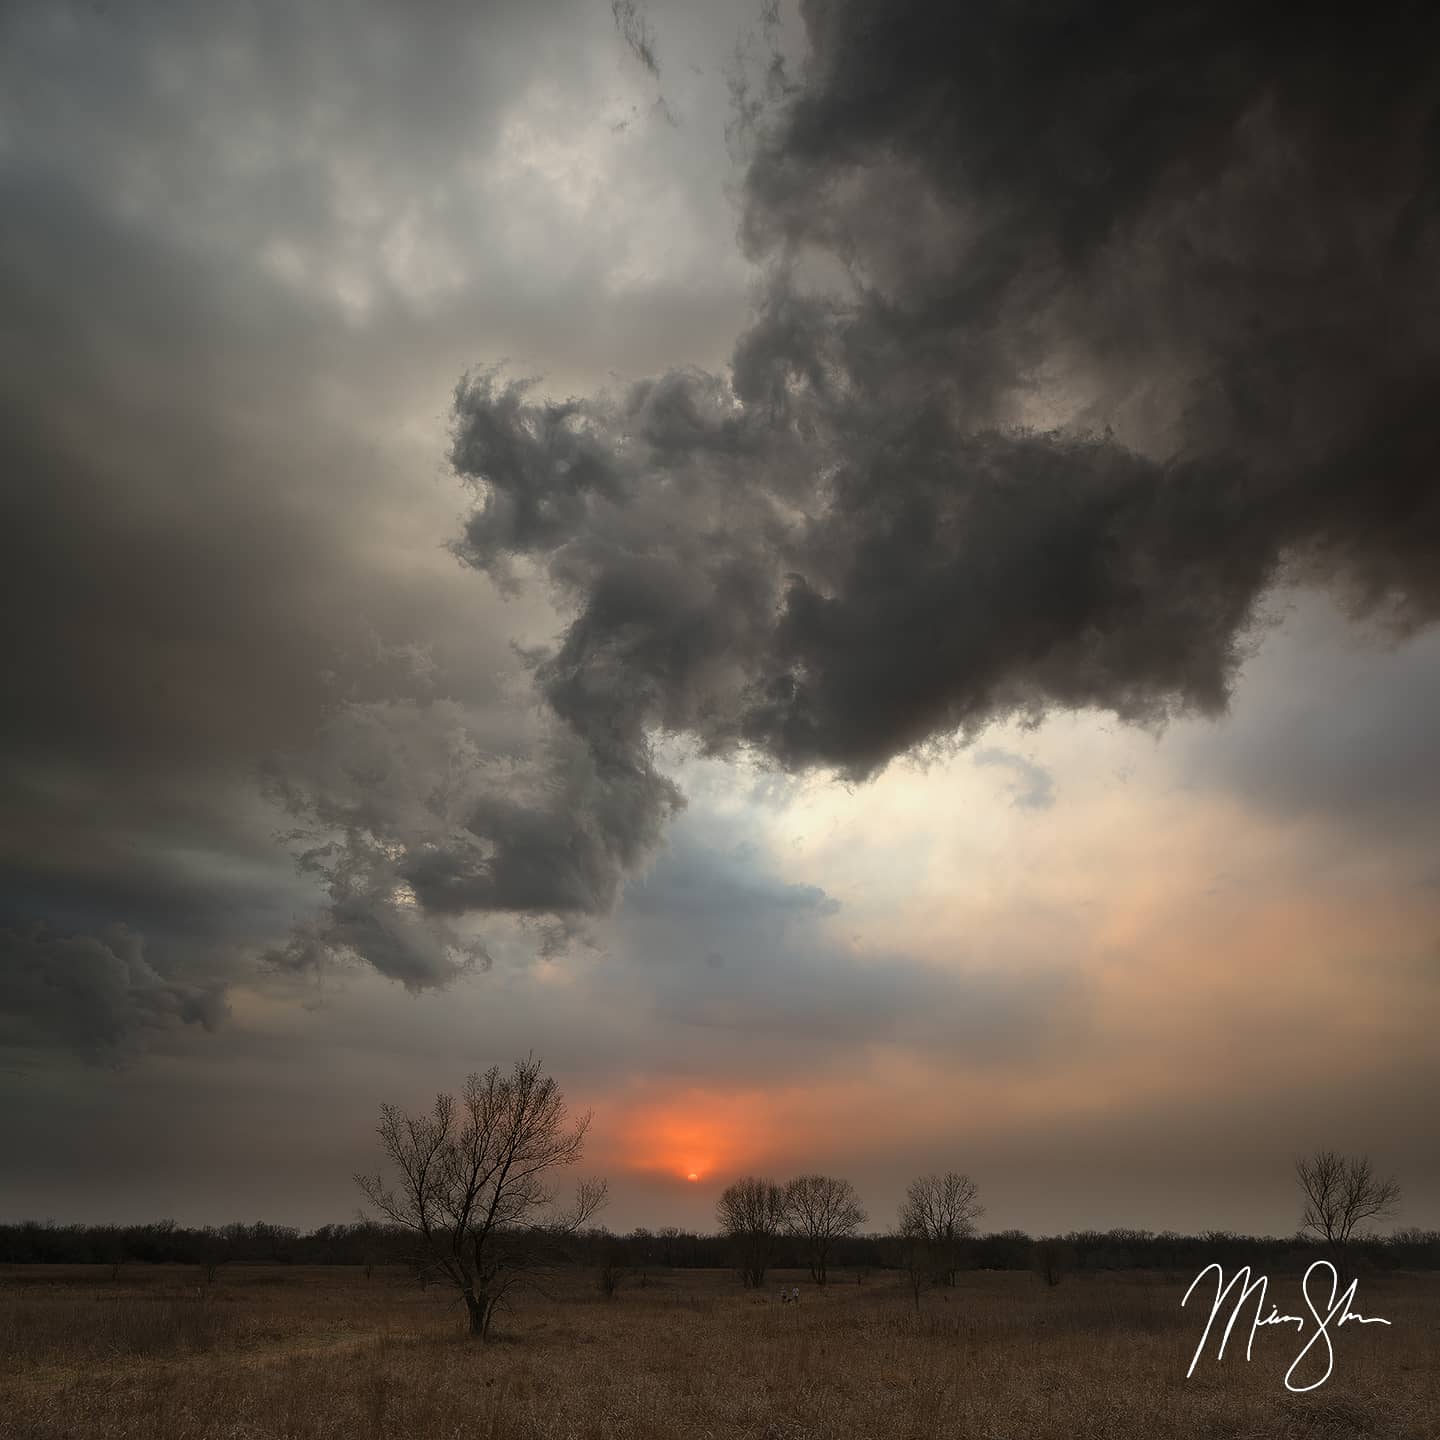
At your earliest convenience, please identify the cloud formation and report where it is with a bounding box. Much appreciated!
[6,0,1440,1039]
[0,922,227,1063]
[0,0,751,1017]
[437,0,1440,935]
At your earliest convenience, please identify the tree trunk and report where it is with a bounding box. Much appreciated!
[463,1290,489,1337]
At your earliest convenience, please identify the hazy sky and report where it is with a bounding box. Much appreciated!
[3,0,1438,1238]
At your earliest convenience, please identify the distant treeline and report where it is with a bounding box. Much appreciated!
[3,1220,1439,1274]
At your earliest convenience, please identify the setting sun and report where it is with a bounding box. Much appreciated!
[603,1087,790,1186]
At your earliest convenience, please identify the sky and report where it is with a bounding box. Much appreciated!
[2,0,1438,1239]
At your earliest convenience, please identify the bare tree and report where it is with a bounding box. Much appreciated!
[784,1174,867,1285]
[355,1056,607,1338]
[593,1229,632,1300]
[1296,1150,1400,1261]
[99,1226,126,1283]
[1031,1237,1076,1288]
[627,1226,654,1287]
[898,1172,984,1286]
[716,1176,788,1288]
[195,1228,224,1286]
[888,1229,933,1312]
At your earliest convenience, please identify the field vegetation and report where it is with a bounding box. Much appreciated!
[1,1262,1435,1439]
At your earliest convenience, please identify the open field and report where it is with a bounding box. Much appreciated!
[0,1264,1435,1439]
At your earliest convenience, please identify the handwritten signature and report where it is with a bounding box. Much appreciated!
[1182,1260,1392,1392]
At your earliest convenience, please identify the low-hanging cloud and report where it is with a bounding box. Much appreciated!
[265,694,681,985]
[0,922,228,1063]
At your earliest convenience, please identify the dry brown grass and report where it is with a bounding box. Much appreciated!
[0,1264,1435,1438]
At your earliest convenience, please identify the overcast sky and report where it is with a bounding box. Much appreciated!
[3,0,1438,1238]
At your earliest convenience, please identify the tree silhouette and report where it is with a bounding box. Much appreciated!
[356,1056,606,1338]
[1296,1150,1399,1263]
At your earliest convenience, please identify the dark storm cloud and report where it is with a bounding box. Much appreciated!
[0,922,227,1064]
[0,165,356,1047]
[263,695,681,985]
[441,0,1440,915]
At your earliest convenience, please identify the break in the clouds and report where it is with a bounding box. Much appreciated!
[618,803,1078,1062]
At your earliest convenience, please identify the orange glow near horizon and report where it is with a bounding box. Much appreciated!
[603,1087,789,1186]
[597,1067,966,1188]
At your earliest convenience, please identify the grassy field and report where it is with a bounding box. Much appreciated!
[0,1263,1434,1438]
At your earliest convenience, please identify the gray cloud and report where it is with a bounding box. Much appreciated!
[0,0,755,1034]
[973,749,1055,811]
[264,694,682,984]
[612,0,662,78]
[0,922,228,1064]
[1175,594,1440,852]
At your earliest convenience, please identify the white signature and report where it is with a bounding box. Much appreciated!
[1182,1259,1392,1392]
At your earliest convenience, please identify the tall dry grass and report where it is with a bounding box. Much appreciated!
[0,1264,1434,1438]
[0,1291,239,1363]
